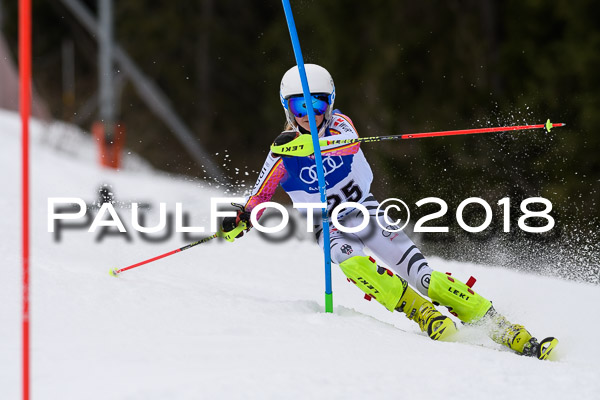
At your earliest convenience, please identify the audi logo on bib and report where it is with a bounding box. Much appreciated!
[300,156,344,184]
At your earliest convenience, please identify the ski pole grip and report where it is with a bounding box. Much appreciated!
[221,221,248,242]
[270,134,315,157]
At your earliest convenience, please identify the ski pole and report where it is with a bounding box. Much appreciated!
[327,119,565,144]
[271,119,566,156]
[110,222,247,276]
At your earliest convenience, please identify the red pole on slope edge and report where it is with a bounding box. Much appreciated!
[19,0,31,399]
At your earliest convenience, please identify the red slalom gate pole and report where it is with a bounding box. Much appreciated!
[19,0,32,399]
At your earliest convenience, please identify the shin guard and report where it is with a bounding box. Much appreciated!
[339,256,406,312]
[428,271,492,323]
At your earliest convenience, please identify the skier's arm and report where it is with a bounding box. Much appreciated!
[272,113,361,157]
[243,152,286,218]
[321,141,360,156]
[320,113,361,156]
[221,152,286,239]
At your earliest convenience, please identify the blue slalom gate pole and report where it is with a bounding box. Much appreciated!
[281,0,333,313]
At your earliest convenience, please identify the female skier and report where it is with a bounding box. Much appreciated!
[222,64,556,360]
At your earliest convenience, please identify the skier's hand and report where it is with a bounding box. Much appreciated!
[273,130,300,146]
[222,208,251,239]
[272,130,304,157]
[271,131,315,157]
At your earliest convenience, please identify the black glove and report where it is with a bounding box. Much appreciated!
[222,206,251,239]
[273,130,300,146]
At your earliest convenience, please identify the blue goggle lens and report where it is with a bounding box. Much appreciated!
[287,95,329,118]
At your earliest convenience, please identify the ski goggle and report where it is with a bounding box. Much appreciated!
[287,94,330,118]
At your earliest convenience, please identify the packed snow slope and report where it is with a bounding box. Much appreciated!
[1,109,599,399]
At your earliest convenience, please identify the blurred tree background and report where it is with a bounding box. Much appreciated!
[2,0,598,278]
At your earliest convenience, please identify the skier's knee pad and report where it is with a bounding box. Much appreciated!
[428,271,492,323]
[330,244,365,265]
[339,256,407,312]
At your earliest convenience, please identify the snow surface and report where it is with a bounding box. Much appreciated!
[1,108,599,399]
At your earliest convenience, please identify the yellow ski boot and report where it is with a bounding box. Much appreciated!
[486,308,559,360]
[339,256,457,341]
[428,271,558,359]
[395,284,458,341]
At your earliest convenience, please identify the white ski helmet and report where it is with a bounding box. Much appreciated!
[280,64,336,128]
